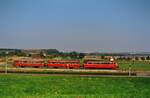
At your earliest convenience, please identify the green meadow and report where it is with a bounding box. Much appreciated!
[0,74,150,98]
[118,60,150,71]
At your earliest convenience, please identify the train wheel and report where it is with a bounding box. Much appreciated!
[34,66,39,68]
[54,67,58,69]
[69,67,73,69]
[21,66,25,68]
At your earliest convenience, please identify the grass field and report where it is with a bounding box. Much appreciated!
[0,74,150,98]
[118,60,150,71]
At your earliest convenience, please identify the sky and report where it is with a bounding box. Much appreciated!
[0,0,150,52]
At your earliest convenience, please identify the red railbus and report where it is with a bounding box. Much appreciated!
[13,59,118,70]
[47,60,80,69]
[84,60,118,69]
[14,59,45,68]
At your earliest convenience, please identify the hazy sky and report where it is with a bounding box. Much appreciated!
[0,0,150,52]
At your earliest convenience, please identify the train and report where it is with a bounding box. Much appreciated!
[13,58,118,70]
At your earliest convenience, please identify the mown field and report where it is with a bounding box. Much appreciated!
[118,60,150,71]
[0,74,150,98]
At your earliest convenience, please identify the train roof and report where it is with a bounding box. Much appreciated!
[15,59,44,62]
[48,60,80,63]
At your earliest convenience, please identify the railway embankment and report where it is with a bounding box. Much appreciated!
[0,68,139,76]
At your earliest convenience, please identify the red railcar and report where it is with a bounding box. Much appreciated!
[13,59,118,70]
[47,60,80,69]
[14,59,45,67]
[84,60,118,69]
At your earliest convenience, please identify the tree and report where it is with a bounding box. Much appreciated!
[101,56,105,59]
[140,57,145,61]
[15,49,26,56]
[126,57,131,61]
[135,57,139,61]
[146,56,150,60]
[69,51,79,59]
[46,49,59,54]
[79,53,85,59]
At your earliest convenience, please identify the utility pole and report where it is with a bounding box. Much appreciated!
[5,51,9,74]
[129,64,131,76]
[129,57,134,77]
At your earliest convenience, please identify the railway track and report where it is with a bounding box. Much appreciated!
[0,67,150,77]
[1,73,150,78]
[0,67,137,76]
